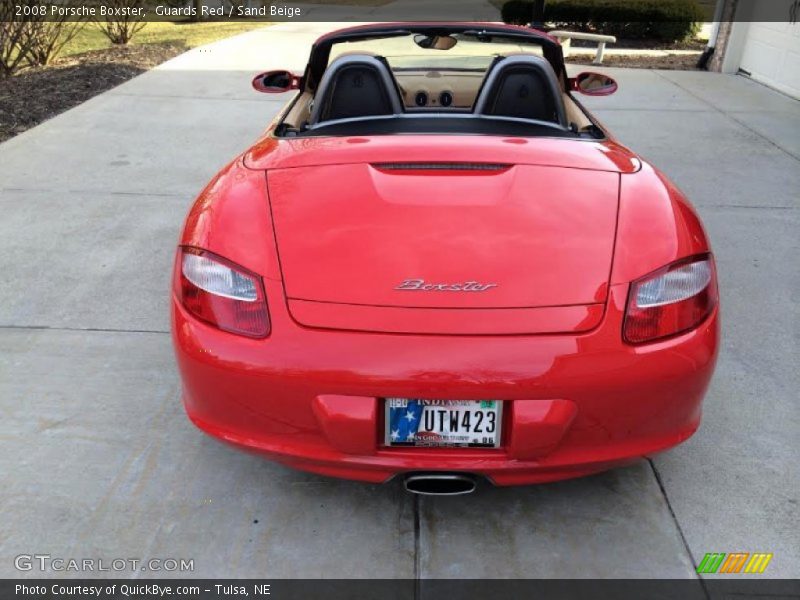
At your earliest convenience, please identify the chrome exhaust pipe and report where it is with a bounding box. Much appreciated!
[403,473,477,496]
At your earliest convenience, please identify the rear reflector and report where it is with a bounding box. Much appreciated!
[623,255,717,344]
[178,248,270,338]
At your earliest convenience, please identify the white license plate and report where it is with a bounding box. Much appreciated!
[384,398,502,448]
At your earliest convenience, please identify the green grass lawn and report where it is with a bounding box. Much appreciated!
[61,20,272,58]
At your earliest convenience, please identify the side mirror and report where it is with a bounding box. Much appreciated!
[252,70,300,93]
[572,72,618,96]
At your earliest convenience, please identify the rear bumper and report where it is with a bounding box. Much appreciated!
[172,281,719,486]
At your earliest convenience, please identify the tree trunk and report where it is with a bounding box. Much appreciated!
[532,0,545,26]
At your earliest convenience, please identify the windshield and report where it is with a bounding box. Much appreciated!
[328,33,545,73]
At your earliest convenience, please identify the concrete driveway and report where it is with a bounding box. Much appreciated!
[0,23,797,581]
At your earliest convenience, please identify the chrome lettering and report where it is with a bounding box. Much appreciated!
[395,279,497,292]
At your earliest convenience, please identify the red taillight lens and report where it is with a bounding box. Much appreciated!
[178,248,270,338]
[623,255,717,344]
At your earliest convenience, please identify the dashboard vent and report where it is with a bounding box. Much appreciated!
[373,162,511,171]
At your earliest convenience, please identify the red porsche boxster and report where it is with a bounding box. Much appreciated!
[171,23,719,494]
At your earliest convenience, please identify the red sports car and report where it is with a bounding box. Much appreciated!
[172,23,719,494]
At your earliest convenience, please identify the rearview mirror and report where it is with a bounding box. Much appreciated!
[252,70,300,93]
[413,34,458,51]
[572,72,618,96]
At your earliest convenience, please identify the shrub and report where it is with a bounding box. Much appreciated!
[0,0,36,77]
[501,0,534,24]
[94,0,147,44]
[27,19,87,67]
[501,0,704,42]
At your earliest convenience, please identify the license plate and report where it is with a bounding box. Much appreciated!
[384,398,502,448]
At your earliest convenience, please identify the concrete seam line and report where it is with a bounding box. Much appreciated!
[701,204,797,210]
[0,324,169,335]
[591,108,713,113]
[414,493,421,596]
[647,458,710,598]
[75,190,187,198]
[653,70,800,163]
[108,92,282,103]
[0,188,187,198]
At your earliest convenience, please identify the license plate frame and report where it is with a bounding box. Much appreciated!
[384,398,503,448]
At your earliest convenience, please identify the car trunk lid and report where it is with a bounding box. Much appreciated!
[267,161,619,335]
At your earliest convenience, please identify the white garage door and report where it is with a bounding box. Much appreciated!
[739,8,800,99]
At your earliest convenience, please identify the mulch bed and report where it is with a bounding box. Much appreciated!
[570,37,706,51]
[567,53,701,70]
[565,35,703,70]
[0,42,186,143]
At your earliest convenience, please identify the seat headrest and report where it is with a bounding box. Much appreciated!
[474,55,567,127]
[309,54,402,126]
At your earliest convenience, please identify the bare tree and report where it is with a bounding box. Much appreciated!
[194,0,203,21]
[0,0,37,77]
[223,0,248,14]
[27,18,87,67]
[94,0,148,45]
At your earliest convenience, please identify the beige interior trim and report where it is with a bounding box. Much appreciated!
[395,71,484,109]
[282,91,313,128]
[563,93,592,130]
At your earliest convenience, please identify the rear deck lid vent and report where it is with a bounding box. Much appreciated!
[372,162,511,172]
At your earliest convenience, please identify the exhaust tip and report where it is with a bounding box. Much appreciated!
[403,473,477,496]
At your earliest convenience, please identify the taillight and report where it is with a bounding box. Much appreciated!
[623,254,717,344]
[178,248,270,338]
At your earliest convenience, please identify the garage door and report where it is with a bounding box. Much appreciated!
[738,9,800,99]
